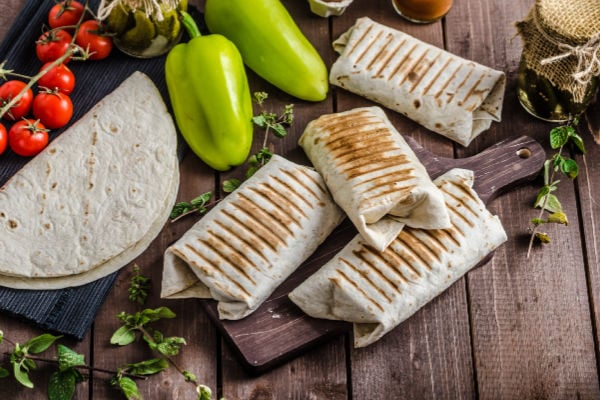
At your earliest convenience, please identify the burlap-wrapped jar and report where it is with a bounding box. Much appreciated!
[516,0,599,122]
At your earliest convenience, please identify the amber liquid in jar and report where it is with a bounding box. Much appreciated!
[392,0,453,23]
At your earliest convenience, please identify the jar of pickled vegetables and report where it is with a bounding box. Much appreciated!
[98,0,187,58]
[516,0,599,122]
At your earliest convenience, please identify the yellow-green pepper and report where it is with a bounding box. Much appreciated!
[165,11,253,171]
[204,0,328,102]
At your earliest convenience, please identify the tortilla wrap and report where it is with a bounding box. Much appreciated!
[161,154,345,320]
[330,17,506,147]
[289,168,507,347]
[0,72,179,289]
[299,106,451,252]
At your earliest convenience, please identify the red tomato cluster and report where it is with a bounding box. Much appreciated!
[0,1,113,157]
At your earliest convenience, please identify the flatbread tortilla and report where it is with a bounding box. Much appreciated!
[330,17,506,147]
[0,72,179,289]
[161,155,345,320]
[299,106,451,252]
[289,168,507,347]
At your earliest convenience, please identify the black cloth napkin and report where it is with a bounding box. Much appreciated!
[0,0,195,339]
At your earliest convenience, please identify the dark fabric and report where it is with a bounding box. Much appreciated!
[0,0,195,339]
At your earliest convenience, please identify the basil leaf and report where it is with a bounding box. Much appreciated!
[110,326,136,346]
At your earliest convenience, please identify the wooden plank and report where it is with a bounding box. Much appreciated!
[330,0,478,398]
[446,0,600,397]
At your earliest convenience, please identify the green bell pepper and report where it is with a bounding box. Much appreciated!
[204,0,329,102]
[165,11,253,171]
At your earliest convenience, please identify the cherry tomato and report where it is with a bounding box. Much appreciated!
[75,20,112,60]
[36,29,73,63]
[33,91,73,129]
[8,119,49,157]
[38,62,76,94]
[0,123,7,155]
[0,80,34,121]
[48,0,85,29]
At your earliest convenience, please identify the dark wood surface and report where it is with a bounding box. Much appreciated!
[2,0,600,399]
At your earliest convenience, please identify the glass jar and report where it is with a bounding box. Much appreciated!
[516,0,600,122]
[100,0,187,58]
[391,0,453,24]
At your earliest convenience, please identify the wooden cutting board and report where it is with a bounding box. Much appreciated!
[201,135,546,374]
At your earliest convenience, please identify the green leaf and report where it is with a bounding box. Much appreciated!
[251,114,267,128]
[183,370,197,383]
[252,91,268,105]
[110,326,136,346]
[125,358,169,376]
[197,384,213,400]
[48,370,77,400]
[548,212,568,225]
[223,178,241,193]
[534,193,563,213]
[190,192,212,208]
[57,344,86,371]
[116,376,141,400]
[141,307,176,323]
[535,231,551,244]
[560,158,579,179]
[549,125,571,149]
[0,329,4,344]
[0,366,9,378]
[270,123,288,138]
[156,337,186,356]
[13,361,34,388]
[570,133,586,154]
[170,202,192,219]
[25,333,61,354]
[530,217,546,225]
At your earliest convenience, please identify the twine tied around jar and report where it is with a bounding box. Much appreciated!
[97,0,180,22]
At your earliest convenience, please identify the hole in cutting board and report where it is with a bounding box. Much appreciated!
[516,147,532,159]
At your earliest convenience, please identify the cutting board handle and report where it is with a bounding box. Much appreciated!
[406,135,546,204]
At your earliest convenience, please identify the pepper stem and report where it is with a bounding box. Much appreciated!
[180,10,201,39]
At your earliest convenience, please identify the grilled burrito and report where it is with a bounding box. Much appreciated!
[161,155,345,320]
[289,168,507,347]
[299,106,451,252]
[0,72,179,289]
[330,17,506,147]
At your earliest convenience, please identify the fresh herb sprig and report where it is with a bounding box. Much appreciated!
[527,117,585,258]
[170,192,213,222]
[222,92,294,193]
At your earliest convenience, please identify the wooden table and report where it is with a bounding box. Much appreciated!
[2,0,600,398]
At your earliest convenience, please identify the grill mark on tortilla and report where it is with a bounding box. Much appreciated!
[213,280,250,301]
[247,187,300,230]
[458,74,484,107]
[227,203,286,247]
[262,182,308,219]
[319,115,381,140]
[360,184,417,205]
[283,167,327,200]
[441,183,479,219]
[205,228,261,273]
[353,167,415,189]
[445,202,475,229]
[357,245,408,286]
[330,140,399,164]
[88,152,96,190]
[221,210,278,253]
[179,244,252,298]
[407,230,444,263]
[387,43,418,82]
[197,235,257,285]
[399,48,429,86]
[314,109,372,126]
[328,137,396,159]
[271,175,315,210]
[347,24,374,61]
[374,38,407,78]
[423,57,453,96]
[236,194,293,239]
[396,233,434,269]
[446,64,475,104]
[366,32,394,71]
[434,62,463,100]
[331,271,385,313]
[420,229,453,252]
[355,29,383,65]
[380,245,421,279]
[340,257,394,303]
[213,219,269,264]
[339,154,410,179]
[409,50,442,93]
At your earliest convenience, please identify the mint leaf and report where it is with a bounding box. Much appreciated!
[125,358,168,376]
[25,333,61,354]
[223,178,241,193]
[57,344,85,371]
[110,326,136,346]
[48,370,77,400]
[560,158,579,179]
[115,376,141,400]
[549,125,571,149]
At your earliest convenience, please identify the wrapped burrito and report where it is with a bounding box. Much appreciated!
[289,168,507,347]
[330,17,506,146]
[0,72,179,289]
[161,155,345,320]
[299,106,451,252]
